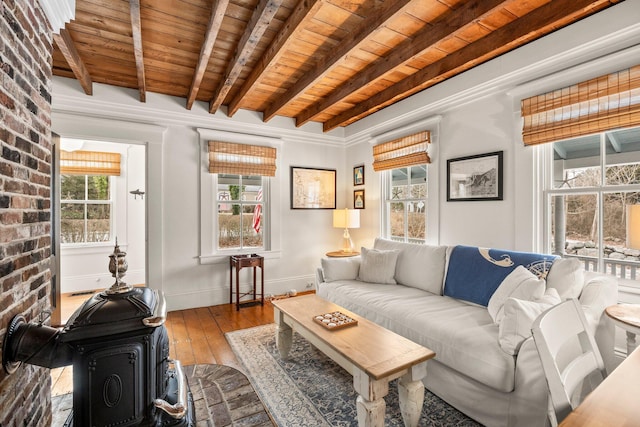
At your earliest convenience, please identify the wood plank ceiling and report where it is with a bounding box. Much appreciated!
[52,0,623,132]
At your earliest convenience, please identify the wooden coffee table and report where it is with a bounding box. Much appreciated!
[271,294,435,427]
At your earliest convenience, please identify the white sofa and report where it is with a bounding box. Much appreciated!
[315,238,618,427]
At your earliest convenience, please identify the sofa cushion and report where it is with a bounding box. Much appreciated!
[321,257,360,282]
[487,266,546,323]
[546,257,584,300]
[358,247,399,284]
[498,288,561,355]
[318,281,517,392]
[373,238,446,294]
[444,245,558,306]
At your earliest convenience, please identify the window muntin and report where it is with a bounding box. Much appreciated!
[60,174,113,244]
[545,126,640,280]
[384,165,427,243]
[216,174,266,250]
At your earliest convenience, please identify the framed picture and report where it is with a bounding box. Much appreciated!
[290,166,336,209]
[447,151,503,201]
[353,165,365,186]
[354,189,365,209]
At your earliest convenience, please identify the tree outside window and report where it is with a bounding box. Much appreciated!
[60,175,112,243]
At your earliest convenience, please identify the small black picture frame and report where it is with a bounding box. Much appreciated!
[447,151,503,201]
[353,165,365,186]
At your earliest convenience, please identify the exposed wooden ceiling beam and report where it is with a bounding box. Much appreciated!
[226,0,323,117]
[209,0,285,114]
[262,0,413,123]
[186,0,229,110]
[295,0,506,127]
[323,0,615,131]
[53,28,93,95]
[129,0,146,102]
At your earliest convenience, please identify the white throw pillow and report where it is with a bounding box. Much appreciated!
[498,288,562,355]
[321,257,361,282]
[358,247,399,284]
[488,266,546,323]
[546,257,584,300]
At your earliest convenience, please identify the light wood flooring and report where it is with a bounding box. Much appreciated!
[51,294,307,397]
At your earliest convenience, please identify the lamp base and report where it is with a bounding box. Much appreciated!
[341,230,354,253]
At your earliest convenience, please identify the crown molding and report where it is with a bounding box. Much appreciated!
[52,79,346,147]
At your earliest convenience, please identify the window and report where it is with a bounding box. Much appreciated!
[60,174,113,244]
[383,165,427,243]
[543,126,640,280]
[216,174,267,250]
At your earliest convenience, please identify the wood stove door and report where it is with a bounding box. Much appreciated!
[74,342,146,426]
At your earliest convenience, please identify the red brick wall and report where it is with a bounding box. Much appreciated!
[0,0,53,426]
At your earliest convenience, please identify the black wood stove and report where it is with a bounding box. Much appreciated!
[2,242,195,426]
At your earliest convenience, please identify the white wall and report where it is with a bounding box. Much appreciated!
[52,82,349,310]
[51,0,640,312]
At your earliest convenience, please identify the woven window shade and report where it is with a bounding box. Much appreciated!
[208,141,276,176]
[60,150,121,175]
[521,64,640,146]
[372,130,431,172]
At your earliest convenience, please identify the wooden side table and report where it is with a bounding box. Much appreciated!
[325,251,360,257]
[229,254,264,311]
[605,304,640,356]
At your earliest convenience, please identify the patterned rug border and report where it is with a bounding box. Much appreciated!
[227,324,331,427]
[226,323,483,427]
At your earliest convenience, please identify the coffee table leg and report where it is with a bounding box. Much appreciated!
[274,309,292,359]
[354,368,388,427]
[398,362,427,427]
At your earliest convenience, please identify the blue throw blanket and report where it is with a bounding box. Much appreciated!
[443,245,558,306]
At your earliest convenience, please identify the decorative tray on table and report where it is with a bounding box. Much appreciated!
[313,311,358,330]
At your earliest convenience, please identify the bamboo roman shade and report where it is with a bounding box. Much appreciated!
[372,130,431,172]
[208,141,276,176]
[60,150,121,175]
[521,64,640,146]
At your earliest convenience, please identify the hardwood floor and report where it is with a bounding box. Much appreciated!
[51,295,302,397]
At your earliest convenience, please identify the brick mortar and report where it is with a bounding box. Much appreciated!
[0,0,53,426]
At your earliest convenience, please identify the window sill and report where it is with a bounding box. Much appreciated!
[199,250,281,265]
[61,242,123,254]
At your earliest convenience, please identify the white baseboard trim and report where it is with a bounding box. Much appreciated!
[164,274,315,311]
[61,269,146,293]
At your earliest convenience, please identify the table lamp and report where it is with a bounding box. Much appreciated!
[333,208,360,253]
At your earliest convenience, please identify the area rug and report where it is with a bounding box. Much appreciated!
[226,324,483,427]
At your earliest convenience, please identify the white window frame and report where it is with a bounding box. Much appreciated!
[381,165,428,243]
[541,129,640,283]
[373,115,441,245]
[60,174,115,246]
[198,128,282,264]
[214,174,270,252]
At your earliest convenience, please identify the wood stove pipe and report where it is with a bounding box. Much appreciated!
[2,314,72,374]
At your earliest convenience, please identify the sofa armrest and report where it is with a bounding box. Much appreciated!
[512,336,549,426]
[315,267,325,291]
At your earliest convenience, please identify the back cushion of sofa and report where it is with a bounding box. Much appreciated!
[374,238,446,294]
[444,245,558,306]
